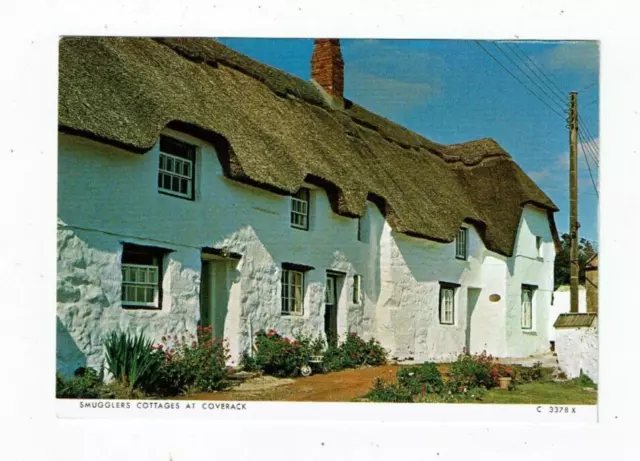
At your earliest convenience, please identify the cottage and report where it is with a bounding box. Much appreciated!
[56,37,560,376]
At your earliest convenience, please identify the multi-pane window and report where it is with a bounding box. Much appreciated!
[352,274,361,304]
[521,285,534,329]
[158,135,195,200]
[439,284,456,325]
[455,227,468,260]
[290,188,310,230]
[281,268,304,315]
[121,245,162,308]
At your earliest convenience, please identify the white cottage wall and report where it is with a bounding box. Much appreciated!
[376,223,511,363]
[57,131,382,372]
[57,130,557,374]
[555,320,599,383]
[505,206,555,357]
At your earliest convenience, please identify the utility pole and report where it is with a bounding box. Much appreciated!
[569,92,579,313]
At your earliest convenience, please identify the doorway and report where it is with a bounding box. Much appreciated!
[200,255,237,341]
[465,287,482,354]
[324,272,343,347]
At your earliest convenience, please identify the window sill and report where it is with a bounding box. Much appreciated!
[122,305,161,311]
[455,256,468,261]
[522,330,538,335]
[280,312,304,317]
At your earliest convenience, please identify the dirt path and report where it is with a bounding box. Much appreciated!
[179,364,450,402]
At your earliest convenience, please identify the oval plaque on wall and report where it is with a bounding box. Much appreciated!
[489,294,501,302]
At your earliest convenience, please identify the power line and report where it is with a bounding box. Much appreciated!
[583,99,598,107]
[512,42,568,99]
[577,114,600,162]
[579,133,599,198]
[473,41,566,119]
[579,81,598,92]
[497,43,567,112]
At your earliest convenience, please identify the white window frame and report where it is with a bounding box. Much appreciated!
[158,135,195,200]
[352,274,362,304]
[281,268,304,315]
[121,246,163,309]
[439,284,456,325]
[290,188,310,230]
[455,227,468,260]
[521,285,534,330]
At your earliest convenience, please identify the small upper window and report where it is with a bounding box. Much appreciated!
[536,236,543,259]
[439,283,456,325]
[291,188,310,230]
[158,135,196,200]
[455,228,468,260]
[121,244,165,309]
[353,275,362,304]
[357,213,370,243]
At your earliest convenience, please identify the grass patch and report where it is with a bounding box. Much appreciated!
[479,381,597,405]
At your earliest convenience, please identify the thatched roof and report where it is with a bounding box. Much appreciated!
[58,37,559,257]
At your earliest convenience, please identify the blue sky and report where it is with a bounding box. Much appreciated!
[218,38,599,245]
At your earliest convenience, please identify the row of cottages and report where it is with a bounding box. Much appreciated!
[56,37,560,375]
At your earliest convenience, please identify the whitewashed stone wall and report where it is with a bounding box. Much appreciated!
[56,130,556,375]
[555,320,599,383]
[504,206,555,358]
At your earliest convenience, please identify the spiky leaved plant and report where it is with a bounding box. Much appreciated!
[103,330,161,389]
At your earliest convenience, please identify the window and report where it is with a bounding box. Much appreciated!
[281,268,304,315]
[121,244,164,309]
[158,135,195,200]
[357,213,370,243]
[521,285,535,329]
[325,276,336,304]
[439,283,457,325]
[455,228,468,260]
[352,274,361,303]
[536,236,543,259]
[291,188,310,230]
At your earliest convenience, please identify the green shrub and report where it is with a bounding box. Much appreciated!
[512,362,553,384]
[365,377,414,403]
[322,332,387,372]
[573,370,597,388]
[98,380,146,400]
[253,329,306,377]
[56,367,103,399]
[449,351,495,390]
[239,352,259,372]
[416,382,487,403]
[104,330,162,389]
[152,325,230,395]
[397,362,444,395]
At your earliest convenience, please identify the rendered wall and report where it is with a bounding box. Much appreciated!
[57,130,557,374]
[504,206,555,358]
[555,319,599,383]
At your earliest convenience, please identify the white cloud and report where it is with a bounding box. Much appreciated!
[539,41,599,74]
[342,40,445,116]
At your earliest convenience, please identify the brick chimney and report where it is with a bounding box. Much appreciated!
[311,39,344,99]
